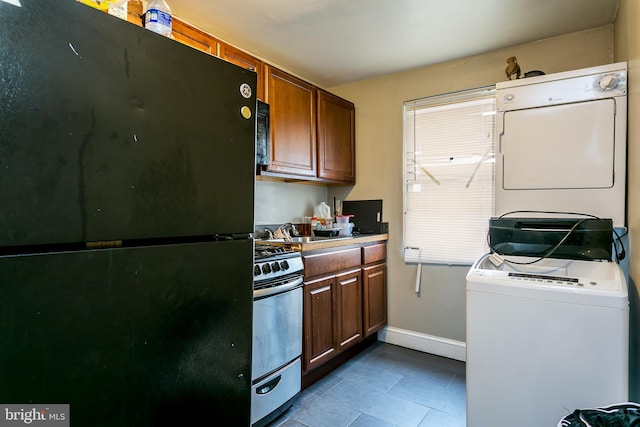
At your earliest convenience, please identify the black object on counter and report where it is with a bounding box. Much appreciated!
[314,228,342,237]
[342,200,383,234]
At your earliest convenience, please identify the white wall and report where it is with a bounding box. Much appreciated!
[254,180,328,225]
[327,26,615,345]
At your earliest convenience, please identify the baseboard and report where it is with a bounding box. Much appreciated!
[377,326,466,362]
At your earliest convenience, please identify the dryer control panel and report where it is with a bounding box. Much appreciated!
[497,66,627,111]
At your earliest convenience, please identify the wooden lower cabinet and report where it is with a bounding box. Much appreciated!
[303,275,338,370]
[302,268,363,372]
[362,262,387,336]
[336,269,363,350]
[302,242,386,375]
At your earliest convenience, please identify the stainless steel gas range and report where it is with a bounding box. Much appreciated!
[251,245,303,426]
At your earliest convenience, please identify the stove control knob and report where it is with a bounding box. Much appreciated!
[280,260,289,270]
[262,263,271,274]
[271,262,281,272]
[253,265,261,277]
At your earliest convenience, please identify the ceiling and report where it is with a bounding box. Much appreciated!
[169,0,620,88]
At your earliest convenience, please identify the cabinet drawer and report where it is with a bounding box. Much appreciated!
[362,243,386,265]
[303,248,360,279]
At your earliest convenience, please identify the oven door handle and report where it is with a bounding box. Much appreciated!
[253,276,303,299]
[256,375,282,395]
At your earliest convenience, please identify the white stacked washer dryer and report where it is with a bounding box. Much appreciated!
[466,63,629,427]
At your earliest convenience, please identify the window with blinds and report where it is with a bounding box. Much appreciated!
[403,87,496,265]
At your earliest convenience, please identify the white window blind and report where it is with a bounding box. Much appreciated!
[403,87,496,265]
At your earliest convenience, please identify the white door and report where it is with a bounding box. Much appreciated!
[501,98,615,190]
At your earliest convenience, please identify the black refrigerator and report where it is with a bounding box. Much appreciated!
[0,1,256,425]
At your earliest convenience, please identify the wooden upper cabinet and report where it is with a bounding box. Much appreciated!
[317,90,356,183]
[168,20,356,183]
[171,18,219,55]
[219,43,264,101]
[264,65,317,178]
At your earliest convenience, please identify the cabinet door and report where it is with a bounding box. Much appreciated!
[172,18,218,55]
[171,18,218,55]
[336,269,363,351]
[303,276,337,372]
[317,89,355,183]
[219,43,264,101]
[264,66,317,178]
[362,263,387,336]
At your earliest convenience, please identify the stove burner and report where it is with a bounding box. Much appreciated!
[254,244,296,260]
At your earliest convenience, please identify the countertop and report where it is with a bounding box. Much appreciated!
[257,233,389,252]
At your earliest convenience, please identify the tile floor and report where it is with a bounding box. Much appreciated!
[270,342,466,427]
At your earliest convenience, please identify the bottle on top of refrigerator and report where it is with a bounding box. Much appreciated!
[145,0,172,37]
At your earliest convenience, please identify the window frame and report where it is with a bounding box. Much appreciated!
[402,86,496,265]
